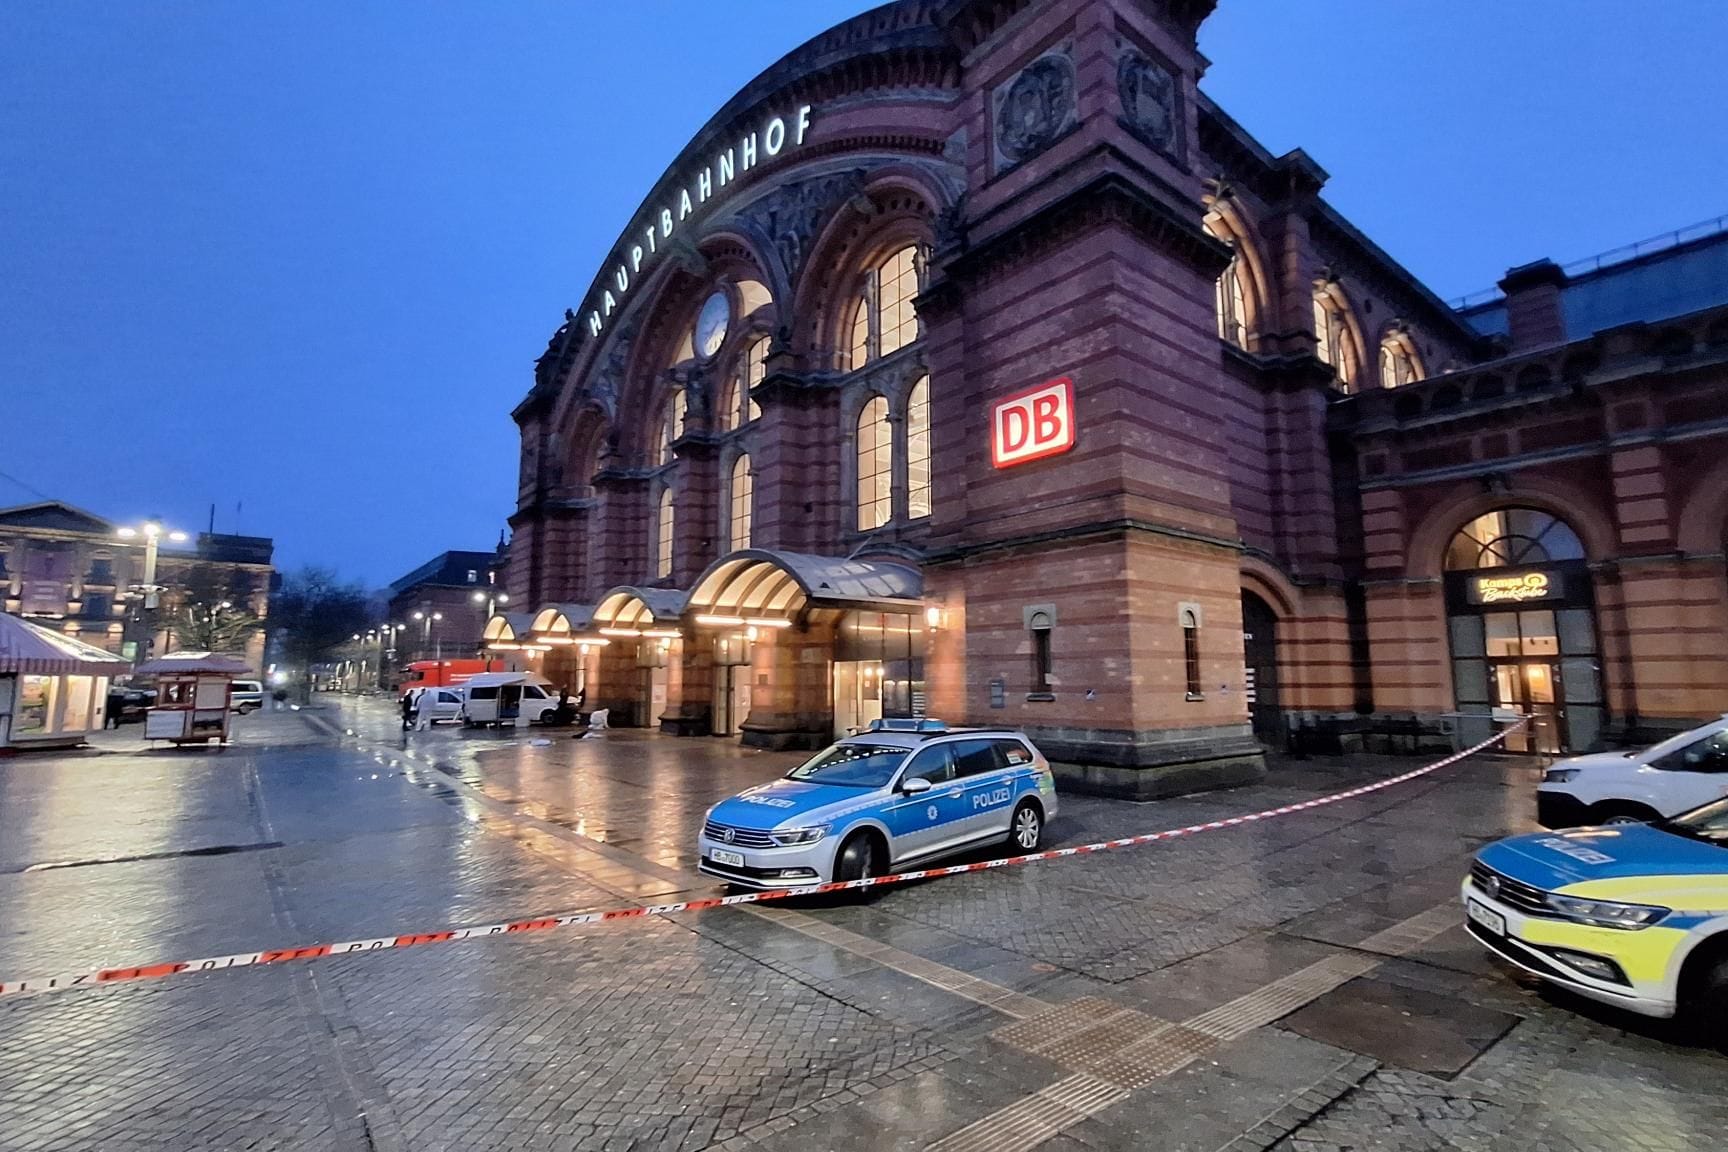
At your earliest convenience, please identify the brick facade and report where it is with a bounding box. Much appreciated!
[499,0,1728,785]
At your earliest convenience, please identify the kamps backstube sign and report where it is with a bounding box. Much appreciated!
[991,377,1076,468]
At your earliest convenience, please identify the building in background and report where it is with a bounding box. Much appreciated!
[500,0,1727,791]
[0,501,274,673]
[385,549,506,665]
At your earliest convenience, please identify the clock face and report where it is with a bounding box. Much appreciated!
[695,291,731,359]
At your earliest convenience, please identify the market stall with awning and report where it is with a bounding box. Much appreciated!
[0,612,133,749]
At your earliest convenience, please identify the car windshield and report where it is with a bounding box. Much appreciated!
[1639,721,1728,762]
[786,743,908,788]
[1659,798,1728,847]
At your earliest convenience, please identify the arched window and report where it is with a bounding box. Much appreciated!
[1313,289,1358,390]
[1379,332,1422,389]
[1216,257,1248,349]
[656,488,675,579]
[847,245,922,370]
[856,395,892,532]
[659,392,685,465]
[728,454,753,551]
[906,376,931,519]
[743,336,766,423]
[1444,508,1585,572]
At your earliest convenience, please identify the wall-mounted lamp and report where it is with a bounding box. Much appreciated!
[924,605,945,631]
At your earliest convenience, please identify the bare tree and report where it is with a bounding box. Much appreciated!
[269,567,372,698]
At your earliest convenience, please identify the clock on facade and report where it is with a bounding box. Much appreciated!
[696,291,731,359]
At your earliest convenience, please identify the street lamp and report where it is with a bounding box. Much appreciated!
[413,610,445,660]
[116,517,188,657]
[471,589,511,617]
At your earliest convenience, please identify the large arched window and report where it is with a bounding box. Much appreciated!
[1313,288,1359,390]
[658,392,686,465]
[1379,332,1422,389]
[848,245,921,370]
[728,454,753,551]
[1444,508,1585,572]
[856,395,893,531]
[656,488,675,579]
[907,376,931,519]
[743,336,766,423]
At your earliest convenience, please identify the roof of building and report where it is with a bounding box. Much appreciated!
[388,551,498,595]
[688,550,924,617]
[1457,214,1728,340]
[0,501,117,536]
[0,612,132,676]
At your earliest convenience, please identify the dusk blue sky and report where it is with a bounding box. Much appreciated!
[4,2,1725,587]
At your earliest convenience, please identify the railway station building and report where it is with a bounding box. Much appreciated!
[498,0,1728,795]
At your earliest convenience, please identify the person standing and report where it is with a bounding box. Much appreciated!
[401,688,417,731]
[414,687,436,731]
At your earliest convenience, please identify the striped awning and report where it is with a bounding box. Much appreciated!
[0,613,133,676]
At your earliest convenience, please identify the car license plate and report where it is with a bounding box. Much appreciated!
[710,849,745,868]
[1467,899,1506,937]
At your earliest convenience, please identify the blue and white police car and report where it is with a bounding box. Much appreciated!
[697,719,1058,889]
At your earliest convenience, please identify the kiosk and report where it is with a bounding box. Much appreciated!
[0,612,132,751]
[134,652,251,746]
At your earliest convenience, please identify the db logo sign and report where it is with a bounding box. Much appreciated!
[991,377,1076,469]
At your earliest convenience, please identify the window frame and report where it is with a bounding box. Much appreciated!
[1182,609,1203,700]
[847,244,924,371]
[656,488,675,580]
[855,394,893,532]
[728,453,753,552]
[906,375,931,520]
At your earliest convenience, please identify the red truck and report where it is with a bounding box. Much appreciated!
[399,659,497,694]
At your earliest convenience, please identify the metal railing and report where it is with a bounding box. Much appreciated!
[1449,212,1728,311]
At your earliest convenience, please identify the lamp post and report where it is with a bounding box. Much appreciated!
[116,518,188,658]
[413,610,444,661]
[471,589,511,618]
[378,622,401,690]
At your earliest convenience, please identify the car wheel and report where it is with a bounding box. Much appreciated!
[1693,953,1728,1055]
[1589,801,1663,826]
[832,832,882,885]
[1009,801,1044,853]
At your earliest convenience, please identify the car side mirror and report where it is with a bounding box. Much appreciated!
[901,777,933,795]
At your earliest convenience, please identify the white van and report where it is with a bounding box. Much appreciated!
[459,672,560,727]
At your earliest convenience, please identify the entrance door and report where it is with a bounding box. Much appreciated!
[1490,660,1564,755]
[832,661,883,739]
[642,665,668,728]
[1242,592,1281,747]
[712,665,753,737]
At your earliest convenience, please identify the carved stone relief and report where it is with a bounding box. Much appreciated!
[992,49,1076,173]
[1117,45,1181,160]
[734,169,867,297]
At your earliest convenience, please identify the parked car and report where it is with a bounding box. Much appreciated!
[1463,800,1728,1045]
[106,685,155,724]
[410,687,466,724]
[697,719,1057,890]
[1538,715,1728,827]
[229,680,265,714]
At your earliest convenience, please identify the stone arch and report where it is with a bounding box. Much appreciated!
[1314,278,1367,391]
[792,170,942,369]
[1404,480,1616,581]
[1239,556,1301,621]
[559,405,613,494]
[1202,195,1271,349]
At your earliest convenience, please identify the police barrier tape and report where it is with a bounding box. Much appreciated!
[0,720,1525,999]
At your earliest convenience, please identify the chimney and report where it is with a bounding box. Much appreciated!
[1497,259,1568,351]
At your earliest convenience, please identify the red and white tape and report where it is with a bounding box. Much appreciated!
[0,723,1522,999]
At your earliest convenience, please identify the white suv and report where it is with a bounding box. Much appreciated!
[1538,715,1728,827]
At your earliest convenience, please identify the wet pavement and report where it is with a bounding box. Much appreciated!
[0,697,1722,1151]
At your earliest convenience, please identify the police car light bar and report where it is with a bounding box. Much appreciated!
[866,718,947,733]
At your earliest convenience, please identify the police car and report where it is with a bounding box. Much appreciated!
[1537,715,1728,828]
[1463,799,1728,1045]
[697,719,1058,889]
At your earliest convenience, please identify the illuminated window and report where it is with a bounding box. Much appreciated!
[1216,257,1248,349]
[656,489,675,579]
[1379,333,1422,389]
[847,245,922,370]
[718,375,740,433]
[1313,289,1357,390]
[743,336,766,422]
[659,392,686,465]
[856,395,892,531]
[1444,508,1584,572]
[729,454,753,551]
[907,376,931,519]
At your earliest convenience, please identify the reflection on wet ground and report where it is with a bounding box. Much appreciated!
[0,697,1722,1151]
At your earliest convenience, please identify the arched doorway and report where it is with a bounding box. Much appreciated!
[1443,508,1602,754]
[1241,591,1281,746]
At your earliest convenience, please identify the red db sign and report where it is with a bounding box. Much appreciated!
[991,377,1076,469]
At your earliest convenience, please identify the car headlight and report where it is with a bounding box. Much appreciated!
[1542,768,1581,783]
[770,826,828,847]
[1543,893,1670,930]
